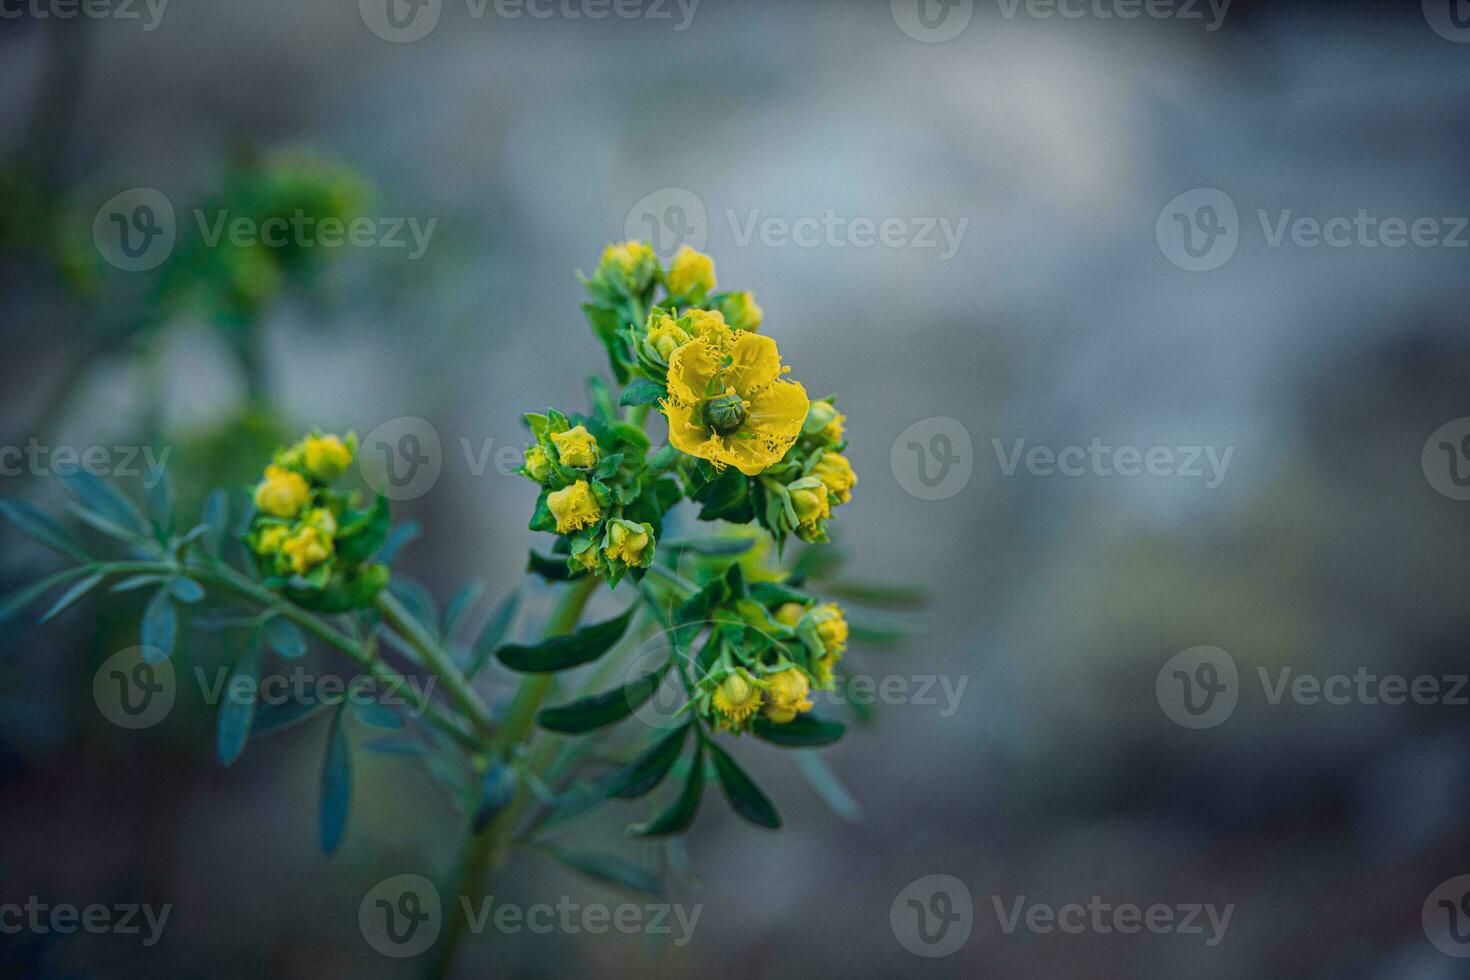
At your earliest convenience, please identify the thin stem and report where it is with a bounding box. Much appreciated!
[376,590,495,738]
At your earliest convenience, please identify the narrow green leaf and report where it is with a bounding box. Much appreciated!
[252,698,330,737]
[351,701,403,730]
[547,849,664,898]
[467,590,520,678]
[0,498,89,561]
[472,762,516,833]
[707,740,781,829]
[38,572,105,624]
[527,550,589,583]
[0,567,96,626]
[618,379,667,407]
[335,495,390,565]
[59,471,144,534]
[217,642,262,766]
[605,725,691,800]
[751,714,846,747]
[496,604,636,674]
[146,469,174,541]
[665,536,756,557]
[378,520,421,564]
[319,707,352,854]
[202,490,229,556]
[169,577,205,604]
[262,616,307,659]
[442,580,484,638]
[388,577,439,643]
[140,589,178,664]
[632,741,705,837]
[363,736,424,756]
[66,504,142,544]
[537,665,667,734]
[111,574,168,593]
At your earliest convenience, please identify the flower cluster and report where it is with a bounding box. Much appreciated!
[248,432,390,611]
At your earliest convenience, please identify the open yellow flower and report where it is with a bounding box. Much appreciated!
[712,669,762,729]
[662,332,808,476]
[763,668,813,723]
[547,480,601,533]
[254,464,310,518]
[551,425,599,469]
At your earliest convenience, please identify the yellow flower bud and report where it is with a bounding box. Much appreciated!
[813,451,857,505]
[547,480,601,533]
[281,524,333,576]
[304,507,338,536]
[644,312,693,362]
[600,240,654,278]
[808,602,849,656]
[253,524,289,555]
[551,425,599,469]
[301,434,353,483]
[523,445,552,483]
[787,478,831,539]
[254,464,310,518]
[603,519,653,567]
[571,546,600,573]
[666,246,715,299]
[762,668,813,724]
[712,669,762,729]
[774,602,806,629]
[805,401,844,444]
[718,290,763,332]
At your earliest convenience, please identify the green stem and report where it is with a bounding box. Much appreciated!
[376,591,495,738]
[427,575,598,980]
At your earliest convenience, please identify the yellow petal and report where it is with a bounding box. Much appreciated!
[725,333,782,395]
[664,400,720,460]
[666,338,720,406]
[746,379,808,446]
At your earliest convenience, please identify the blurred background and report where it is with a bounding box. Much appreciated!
[4,0,1470,977]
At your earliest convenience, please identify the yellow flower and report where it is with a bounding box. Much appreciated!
[551,425,599,469]
[523,445,552,482]
[281,524,333,576]
[571,546,600,573]
[304,507,338,536]
[600,240,654,278]
[763,668,813,723]
[805,401,845,444]
[681,309,734,347]
[254,464,310,518]
[774,602,806,629]
[253,524,289,555]
[663,332,808,476]
[712,670,762,729]
[301,433,353,483]
[813,451,857,505]
[666,246,715,299]
[787,478,831,538]
[547,480,601,533]
[809,603,849,656]
[603,519,653,567]
[718,291,763,332]
[645,312,693,362]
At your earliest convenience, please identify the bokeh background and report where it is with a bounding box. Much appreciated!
[4,0,1470,977]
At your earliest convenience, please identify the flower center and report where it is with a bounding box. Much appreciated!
[703,391,746,435]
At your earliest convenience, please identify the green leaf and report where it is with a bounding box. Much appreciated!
[378,520,420,564]
[0,567,97,626]
[472,762,516,833]
[146,470,173,542]
[496,604,636,674]
[351,700,404,730]
[666,536,756,557]
[263,616,307,659]
[546,848,664,898]
[388,577,439,643]
[466,590,520,678]
[442,580,484,638]
[202,490,229,556]
[38,572,105,624]
[60,471,144,535]
[169,577,205,604]
[253,698,331,737]
[217,642,261,766]
[319,707,352,854]
[527,550,588,583]
[632,741,705,838]
[66,504,143,544]
[335,495,390,565]
[605,725,691,800]
[536,665,667,734]
[140,588,178,663]
[825,580,929,610]
[618,379,667,407]
[111,574,169,593]
[707,740,781,829]
[587,375,618,421]
[0,498,89,561]
[751,714,846,747]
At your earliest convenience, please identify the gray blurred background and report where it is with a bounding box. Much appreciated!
[4,0,1470,977]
